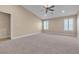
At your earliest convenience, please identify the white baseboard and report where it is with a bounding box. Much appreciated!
[0,35,10,39]
[12,32,41,40]
[43,31,76,37]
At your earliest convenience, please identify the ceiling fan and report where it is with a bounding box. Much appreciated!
[43,5,55,14]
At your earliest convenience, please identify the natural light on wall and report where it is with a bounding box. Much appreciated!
[64,17,73,31]
[37,21,42,31]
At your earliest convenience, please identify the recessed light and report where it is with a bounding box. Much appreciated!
[61,10,65,13]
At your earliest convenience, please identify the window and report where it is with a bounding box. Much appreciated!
[64,19,69,31]
[69,18,73,31]
[43,21,48,30]
[64,18,73,31]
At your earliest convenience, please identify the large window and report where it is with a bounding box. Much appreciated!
[43,21,48,30]
[64,18,73,31]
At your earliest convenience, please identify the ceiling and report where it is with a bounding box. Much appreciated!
[22,5,79,20]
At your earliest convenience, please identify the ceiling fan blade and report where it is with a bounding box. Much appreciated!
[49,8,54,11]
[49,5,55,8]
[42,5,55,14]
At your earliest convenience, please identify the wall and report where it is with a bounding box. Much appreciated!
[0,5,42,39]
[77,14,79,38]
[0,12,10,39]
[47,15,77,36]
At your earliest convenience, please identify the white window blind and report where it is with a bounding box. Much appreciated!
[43,21,48,30]
[64,17,73,31]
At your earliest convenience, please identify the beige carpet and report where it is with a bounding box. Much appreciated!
[0,33,79,54]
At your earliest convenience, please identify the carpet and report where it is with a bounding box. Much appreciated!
[0,33,79,54]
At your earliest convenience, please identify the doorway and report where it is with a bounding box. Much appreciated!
[0,12,11,41]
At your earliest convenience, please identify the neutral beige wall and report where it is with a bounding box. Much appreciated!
[49,17,64,32]
[77,13,79,38]
[0,5,42,39]
[48,15,77,36]
[0,12,10,38]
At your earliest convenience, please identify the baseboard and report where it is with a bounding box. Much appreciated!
[43,31,76,37]
[12,32,41,40]
[0,37,10,41]
[0,36,10,39]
